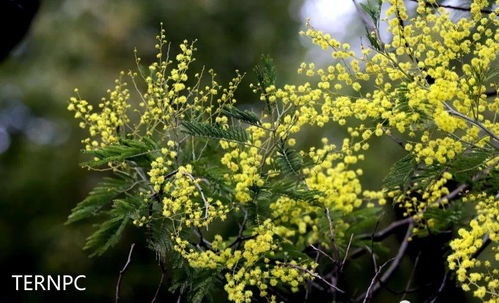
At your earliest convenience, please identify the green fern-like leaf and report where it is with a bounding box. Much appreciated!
[423,203,465,233]
[221,105,260,125]
[449,151,491,183]
[360,0,382,24]
[268,179,322,203]
[84,215,129,257]
[276,143,303,177]
[181,121,248,142]
[383,154,417,190]
[254,54,276,89]
[277,188,322,203]
[82,138,156,167]
[66,177,130,224]
[83,196,141,257]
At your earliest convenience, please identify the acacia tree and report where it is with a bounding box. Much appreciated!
[67,0,498,302]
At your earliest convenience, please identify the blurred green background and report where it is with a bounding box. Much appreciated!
[0,0,480,302]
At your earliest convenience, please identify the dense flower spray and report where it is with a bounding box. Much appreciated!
[68,1,498,302]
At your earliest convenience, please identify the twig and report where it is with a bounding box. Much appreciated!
[285,263,345,294]
[310,244,336,263]
[151,261,166,303]
[115,243,136,303]
[444,103,499,143]
[228,207,252,248]
[340,233,354,272]
[135,167,156,194]
[325,208,340,261]
[362,258,396,303]
[385,132,405,148]
[183,172,210,220]
[358,217,414,241]
[408,0,493,14]
[355,223,413,302]
[428,271,449,303]
[194,227,212,249]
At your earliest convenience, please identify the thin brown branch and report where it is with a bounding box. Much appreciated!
[355,223,413,302]
[229,209,254,249]
[358,217,414,241]
[115,243,136,303]
[362,257,396,303]
[444,103,499,143]
[409,0,493,14]
[183,172,210,220]
[151,261,166,303]
[194,227,212,249]
[325,208,340,261]
[340,233,354,272]
[310,244,336,263]
[285,263,345,294]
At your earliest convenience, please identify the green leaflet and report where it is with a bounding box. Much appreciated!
[345,207,383,235]
[383,154,417,190]
[360,0,382,25]
[279,189,322,203]
[83,196,142,257]
[181,121,249,143]
[276,143,303,177]
[221,105,260,126]
[84,215,129,257]
[423,203,465,233]
[66,177,130,224]
[82,137,156,168]
[254,54,276,89]
[449,151,491,183]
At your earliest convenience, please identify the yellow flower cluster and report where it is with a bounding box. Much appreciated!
[406,135,463,165]
[148,145,176,192]
[270,196,321,243]
[175,220,314,303]
[220,126,266,203]
[161,165,228,227]
[68,75,130,150]
[392,172,453,221]
[305,142,364,214]
[448,194,498,302]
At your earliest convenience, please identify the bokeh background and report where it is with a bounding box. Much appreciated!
[0,0,484,302]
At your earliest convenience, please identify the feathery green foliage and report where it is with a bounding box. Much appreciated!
[181,121,249,143]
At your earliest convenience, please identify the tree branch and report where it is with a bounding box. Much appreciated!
[355,223,413,302]
[409,0,493,14]
[443,103,499,143]
[358,217,414,241]
[115,243,136,303]
[362,257,396,303]
[325,207,340,261]
[183,172,210,220]
[285,263,345,294]
[150,260,166,303]
[340,233,354,272]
